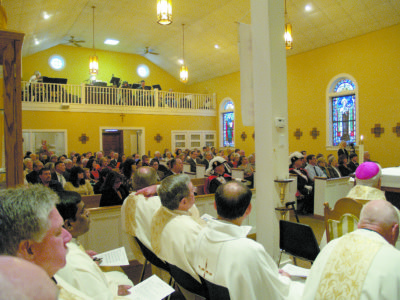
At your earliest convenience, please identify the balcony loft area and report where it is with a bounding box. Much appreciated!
[21,81,216,116]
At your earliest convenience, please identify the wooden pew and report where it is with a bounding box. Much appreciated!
[183,163,191,173]
[196,164,206,178]
[81,194,102,208]
[191,177,207,196]
[231,168,244,180]
[314,176,353,217]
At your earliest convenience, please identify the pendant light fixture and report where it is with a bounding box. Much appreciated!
[89,6,99,75]
[157,0,172,25]
[284,0,293,50]
[180,24,188,83]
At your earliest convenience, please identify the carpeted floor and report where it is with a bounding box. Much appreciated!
[120,212,325,295]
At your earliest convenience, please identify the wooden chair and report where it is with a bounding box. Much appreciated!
[81,194,101,208]
[324,197,363,243]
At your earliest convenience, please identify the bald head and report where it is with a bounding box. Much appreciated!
[133,167,157,191]
[358,200,399,246]
[215,181,252,220]
[0,256,58,300]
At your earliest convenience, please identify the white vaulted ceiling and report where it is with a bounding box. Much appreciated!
[4,0,400,84]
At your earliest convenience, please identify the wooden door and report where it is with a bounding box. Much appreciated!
[102,131,123,156]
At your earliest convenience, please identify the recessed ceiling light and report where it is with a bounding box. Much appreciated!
[178,59,184,65]
[104,39,119,45]
[214,44,220,49]
[34,39,40,45]
[43,12,50,20]
[305,4,312,12]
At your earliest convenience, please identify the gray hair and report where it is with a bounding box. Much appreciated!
[158,174,191,210]
[0,185,59,255]
[23,158,32,167]
[133,167,157,190]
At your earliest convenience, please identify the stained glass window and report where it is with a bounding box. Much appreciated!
[334,79,355,92]
[331,78,356,146]
[223,112,234,147]
[224,100,234,110]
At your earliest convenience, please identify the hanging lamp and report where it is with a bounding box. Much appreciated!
[157,0,172,25]
[284,0,293,50]
[180,24,188,83]
[89,6,99,75]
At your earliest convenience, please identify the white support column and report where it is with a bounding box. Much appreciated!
[251,0,289,260]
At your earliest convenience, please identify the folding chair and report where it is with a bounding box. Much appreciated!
[278,220,320,266]
[286,201,300,223]
[134,237,171,283]
[199,276,231,300]
[166,262,208,298]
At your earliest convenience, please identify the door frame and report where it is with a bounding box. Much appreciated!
[99,127,145,156]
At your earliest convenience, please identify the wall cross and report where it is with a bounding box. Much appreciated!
[310,127,320,139]
[294,128,303,140]
[79,133,89,144]
[371,124,384,137]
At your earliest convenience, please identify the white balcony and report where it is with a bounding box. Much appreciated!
[21,82,217,116]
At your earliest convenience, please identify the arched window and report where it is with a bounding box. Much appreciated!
[326,75,358,147]
[220,98,235,147]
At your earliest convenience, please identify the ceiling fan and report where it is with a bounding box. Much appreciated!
[143,47,159,55]
[66,36,85,47]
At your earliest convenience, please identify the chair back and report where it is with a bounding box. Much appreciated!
[134,237,169,272]
[279,220,320,263]
[327,213,359,242]
[324,197,363,243]
[167,263,207,298]
[199,276,231,300]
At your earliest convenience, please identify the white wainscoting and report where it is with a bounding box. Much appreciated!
[79,190,257,261]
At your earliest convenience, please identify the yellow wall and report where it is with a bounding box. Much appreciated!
[21,45,215,155]
[191,24,400,167]
[21,25,400,166]
[22,45,188,92]
[287,24,400,167]
[189,72,256,156]
[22,111,215,156]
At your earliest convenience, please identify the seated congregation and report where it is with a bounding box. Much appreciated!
[3,142,400,299]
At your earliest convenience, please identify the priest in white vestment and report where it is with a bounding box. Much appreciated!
[121,167,200,264]
[320,162,400,249]
[193,181,303,300]
[121,167,162,263]
[55,191,133,299]
[151,174,205,283]
[303,200,400,300]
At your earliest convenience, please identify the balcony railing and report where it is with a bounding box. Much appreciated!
[21,82,216,115]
